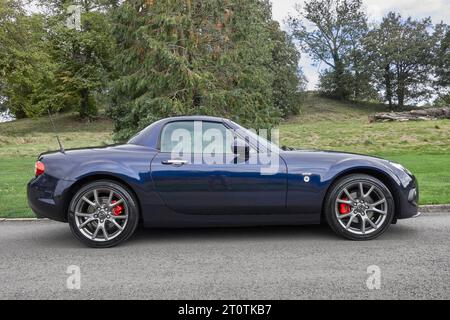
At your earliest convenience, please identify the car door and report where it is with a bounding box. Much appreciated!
[150,120,287,215]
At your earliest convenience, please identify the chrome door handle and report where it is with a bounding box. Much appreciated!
[161,159,188,166]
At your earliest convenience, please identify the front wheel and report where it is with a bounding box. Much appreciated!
[324,174,395,240]
[68,180,139,248]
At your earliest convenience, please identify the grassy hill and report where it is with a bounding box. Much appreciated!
[0,113,113,157]
[281,95,450,154]
[1,94,449,217]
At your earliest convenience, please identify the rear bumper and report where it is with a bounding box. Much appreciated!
[27,174,74,222]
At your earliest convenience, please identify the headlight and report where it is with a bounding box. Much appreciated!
[390,162,412,176]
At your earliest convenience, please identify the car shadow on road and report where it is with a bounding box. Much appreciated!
[130,224,337,242]
[29,221,420,249]
[123,223,420,247]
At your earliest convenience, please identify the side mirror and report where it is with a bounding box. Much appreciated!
[231,138,250,156]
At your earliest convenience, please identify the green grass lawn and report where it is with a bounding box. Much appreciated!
[0,113,113,157]
[1,95,449,218]
[0,113,114,218]
[0,157,34,218]
[378,153,450,205]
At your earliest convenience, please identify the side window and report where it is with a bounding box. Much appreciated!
[160,121,237,154]
[160,121,194,153]
[202,122,235,154]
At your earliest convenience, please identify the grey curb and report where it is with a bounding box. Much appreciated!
[1,204,450,221]
[419,205,450,213]
[0,218,48,221]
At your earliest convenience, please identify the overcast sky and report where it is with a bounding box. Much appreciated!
[272,0,450,90]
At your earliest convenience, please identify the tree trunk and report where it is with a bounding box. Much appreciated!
[397,83,405,108]
[396,65,405,108]
[193,88,201,107]
[369,107,450,122]
[384,64,393,108]
[333,56,345,100]
[80,88,89,119]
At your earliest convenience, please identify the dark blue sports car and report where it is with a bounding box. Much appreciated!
[27,116,420,247]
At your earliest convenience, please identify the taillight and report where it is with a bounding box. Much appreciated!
[35,161,45,177]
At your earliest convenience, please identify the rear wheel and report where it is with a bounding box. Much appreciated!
[324,174,394,240]
[68,180,139,248]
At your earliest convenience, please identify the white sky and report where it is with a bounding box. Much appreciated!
[271,0,450,90]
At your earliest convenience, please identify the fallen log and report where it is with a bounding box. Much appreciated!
[369,107,450,123]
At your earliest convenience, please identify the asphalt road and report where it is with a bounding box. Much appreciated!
[0,212,449,300]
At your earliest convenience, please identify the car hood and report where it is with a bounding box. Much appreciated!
[281,148,389,164]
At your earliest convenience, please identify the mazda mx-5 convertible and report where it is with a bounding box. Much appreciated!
[27,116,420,247]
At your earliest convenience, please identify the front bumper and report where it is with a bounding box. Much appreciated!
[27,174,74,222]
[396,175,419,220]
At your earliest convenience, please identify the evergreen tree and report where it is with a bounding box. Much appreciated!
[109,0,300,140]
[269,21,304,117]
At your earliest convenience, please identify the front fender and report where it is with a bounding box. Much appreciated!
[324,158,418,220]
[324,158,402,187]
[282,151,410,217]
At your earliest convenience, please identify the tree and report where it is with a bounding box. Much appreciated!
[43,0,117,118]
[288,0,367,99]
[0,0,57,118]
[109,0,297,140]
[434,24,449,96]
[431,23,449,107]
[269,21,304,117]
[345,17,377,100]
[365,13,437,108]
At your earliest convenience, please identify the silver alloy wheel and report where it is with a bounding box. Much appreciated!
[74,188,129,242]
[334,181,388,235]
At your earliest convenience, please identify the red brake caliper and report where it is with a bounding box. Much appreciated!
[339,197,351,214]
[111,200,123,216]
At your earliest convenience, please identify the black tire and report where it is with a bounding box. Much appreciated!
[68,180,139,248]
[324,174,395,240]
